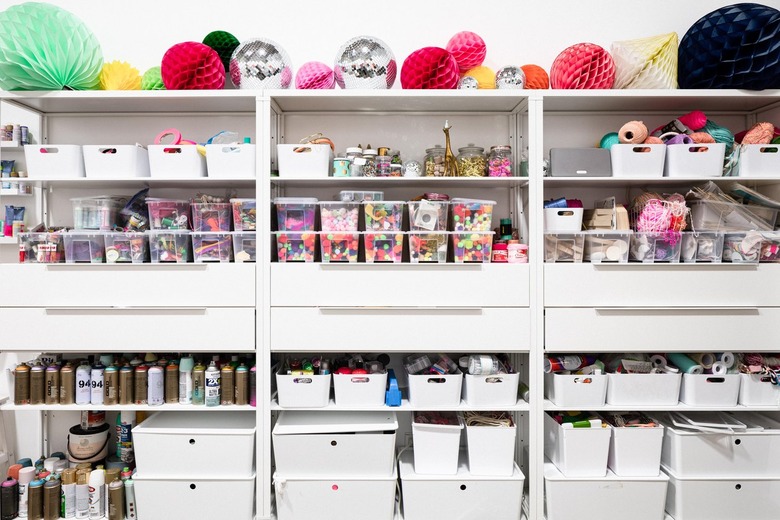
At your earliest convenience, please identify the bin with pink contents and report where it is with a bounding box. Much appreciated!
[146,199,191,230]
[275,197,318,231]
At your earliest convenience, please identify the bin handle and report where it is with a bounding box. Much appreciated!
[45,307,207,315]
[594,307,758,315]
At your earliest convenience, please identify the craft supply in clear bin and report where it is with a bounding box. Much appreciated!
[149,230,191,263]
[450,198,495,231]
[408,199,448,231]
[192,232,233,262]
[452,232,493,263]
[230,198,256,231]
[583,231,630,263]
[544,233,584,262]
[104,232,148,263]
[760,232,780,262]
[364,232,403,263]
[320,232,359,263]
[275,232,316,262]
[64,232,106,263]
[629,231,682,263]
[681,231,724,263]
[409,232,448,263]
[319,202,359,232]
[275,197,317,231]
[232,231,256,262]
[363,201,404,231]
[722,232,761,263]
[71,196,125,230]
[146,199,191,230]
[18,232,65,263]
[339,190,384,202]
[191,202,232,232]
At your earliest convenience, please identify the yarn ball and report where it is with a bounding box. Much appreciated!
[162,42,225,90]
[612,32,678,89]
[678,111,707,131]
[462,66,495,89]
[679,3,780,89]
[446,31,487,72]
[600,132,621,149]
[689,132,716,144]
[295,61,335,89]
[550,43,616,89]
[644,136,664,144]
[703,119,736,152]
[618,121,648,144]
[203,30,240,74]
[521,64,549,89]
[100,61,141,90]
[141,66,165,90]
[742,122,776,144]
[401,47,460,89]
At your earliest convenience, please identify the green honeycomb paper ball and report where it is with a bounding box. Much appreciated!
[203,30,240,73]
[141,66,165,90]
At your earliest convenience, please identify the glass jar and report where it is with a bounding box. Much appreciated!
[389,150,402,165]
[488,145,513,177]
[424,145,446,177]
[362,148,378,177]
[376,155,392,177]
[345,147,363,177]
[456,144,486,177]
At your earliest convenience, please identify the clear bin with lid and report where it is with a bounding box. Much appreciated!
[723,232,761,263]
[452,232,493,263]
[232,232,257,262]
[19,232,65,263]
[71,196,125,230]
[408,200,448,231]
[320,232,360,263]
[364,232,403,263]
[192,232,233,262]
[64,232,106,263]
[275,232,316,262]
[409,232,448,263]
[146,199,191,230]
[339,190,384,202]
[450,198,495,231]
[319,202,359,232]
[149,230,191,263]
[364,201,404,231]
[230,198,256,231]
[275,197,318,231]
[105,232,148,263]
[191,202,232,232]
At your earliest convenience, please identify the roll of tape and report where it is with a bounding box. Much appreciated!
[718,352,735,369]
[650,355,667,369]
[154,128,182,145]
[711,361,728,375]
[691,353,716,370]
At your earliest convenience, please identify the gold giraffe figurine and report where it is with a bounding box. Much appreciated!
[443,120,459,177]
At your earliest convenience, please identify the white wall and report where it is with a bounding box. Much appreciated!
[9,0,779,84]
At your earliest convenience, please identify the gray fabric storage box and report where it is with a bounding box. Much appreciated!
[550,148,612,177]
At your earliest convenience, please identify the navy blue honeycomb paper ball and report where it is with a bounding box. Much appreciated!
[679,3,780,89]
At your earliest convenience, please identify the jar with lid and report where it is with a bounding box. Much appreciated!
[346,147,363,177]
[456,144,486,177]
[363,148,378,177]
[492,241,508,262]
[424,145,446,177]
[488,145,513,177]
[376,155,392,177]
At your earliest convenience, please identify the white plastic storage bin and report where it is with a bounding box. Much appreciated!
[277,143,332,178]
[679,374,740,406]
[400,450,524,520]
[407,369,463,407]
[544,372,607,408]
[544,412,612,477]
[610,143,666,177]
[739,144,780,178]
[24,144,85,178]
[545,462,669,520]
[462,372,520,407]
[332,371,388,406]
[275,368,330,408]
[544,207,584,232]
[664,142,726,177]
[133,474,255,520]
[272,411,398,477]
[466,417,516,476]
[681,231,724,263]
[739,373,780,406]
[412,412,464,475]
[205,143,256,178]
[83,145,150,178]
[606,373,682,406]
[148,144,207,178]
[608,423,664,477]
[274,468,396,520]
[583,231,631,263]
[132,411,255,478]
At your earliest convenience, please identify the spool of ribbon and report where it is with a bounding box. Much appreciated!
[154,128,182,145]
[650,355,667,369]
[718,352,735,369]
[618,121,648,144]
[667,353,704,374]
[711,361,728,375]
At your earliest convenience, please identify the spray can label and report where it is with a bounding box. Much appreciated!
[205,368,220,406]
[75,366,91,405]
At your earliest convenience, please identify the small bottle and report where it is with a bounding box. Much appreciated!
[492,241,509,262]
[147,366,163,406]
[204,361,220,407]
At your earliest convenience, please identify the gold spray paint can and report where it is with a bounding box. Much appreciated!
[165,362,179,404]
[104,366,118,405]
[14,363,30,405]
[45,364,60,404]
[235,364,248,406]
[220,365,234,405]
[60,362,75,405]
[119,365,133,405]
[30,363,45,405]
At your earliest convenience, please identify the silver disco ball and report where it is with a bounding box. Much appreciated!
[230,38,292,89]
[495,66,526,89]
[458,76,479,89]
[334,36,396,89]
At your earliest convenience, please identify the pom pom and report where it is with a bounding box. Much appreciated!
[521,64,549,89]
[446,31,486,72]
[100,61,141,90]
[295,61,335,89]
[162,42,225,90]
[141,66,165,90]
[401,47,459,89]
[461,66,495,89]
[550,43,615,89]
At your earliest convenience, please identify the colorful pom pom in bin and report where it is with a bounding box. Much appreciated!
[452,232,493,263]
[18,232,65,263]
[629,232,682,263]
[544,233,584,263]
[191,202,232,232]
[64,232,106,263]
[232,232,257,263]
[409,232,448,263]
[275,197,318,231]
[104,232,148,263]
[192,232,233,263]
[275,232,316,262]
[319,202,360,232]
[363,201,404,231]
[230,198,256,231]
[320,232,360,263]
[450,198,495,231]
[146,199,191,230]
[610,144,666,178]
[663,143,726,178]
[408,200,449,231]
[364,232,404,263]
[149,230,191,263]
[681,232,724,263]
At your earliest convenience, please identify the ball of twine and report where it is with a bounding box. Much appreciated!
[618,121,648,144]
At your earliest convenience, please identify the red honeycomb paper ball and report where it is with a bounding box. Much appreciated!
[550,43,615,89]
[521,64,549,89]
[401,47,459,90]
[161,41,225,90]
[446,31,487,72]
[295,61,335,89]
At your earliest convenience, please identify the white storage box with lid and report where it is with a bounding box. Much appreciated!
[24,144,85,178]
[400,450,524,520]
[332,371,387,406]
[205,143,256,178]
[277,143,332,178]
[545,372,607,408]
[407,368,463,407]
[274,467,396,520]
[133,473,255,520]
[148,144,206,178]
[463,371,520,407]
[83,145,150,178]
[610,143,666,177]
[544,207,584,232]
[412,412,464,475]
[132,411,255,477]
[664,143,726,177]
[607,420,664,477]
[466,414,516,476]
[606,373,682,406]
[739,144,780,178]
[658,411,780,477]
[679,374,740,406]
[739,373,780,406]
[273,411,398,477]
[544,412,612,477]
[275,367,330,408]
[545,462,669,520]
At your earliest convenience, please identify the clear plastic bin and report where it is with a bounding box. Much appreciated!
[629,232,682,263]
[760,232,780,263]
[319,202,359,232]
[681,232,724,263]
[583,231,631,263]
[104,232,148,263]
[146,199,191,230]
[364,201,404,231]
[149,230,191,263]
[339,190,384,202]
[232,232,257,263]
[230,198,256,231]
[364,232,403,263]
[544,233,584,263]
[409,232,448,263]
[71,196,125,230]
[722,232,761,263]
[320,232,359,263]
[191,203,232,232]
[18,232,65,263]
[192,232,233,263]
[64,232,106,263]
[452,232,493,263]
[275,197,318,232]
[408,200,448,231]
[688,200,777,232]
[276,232,316,262]
[450,198,495,231]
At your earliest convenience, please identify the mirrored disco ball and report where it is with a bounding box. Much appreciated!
[230,38,292,89]
[334,36,396,89]
[496,66,526,89]
[458,76,479,89]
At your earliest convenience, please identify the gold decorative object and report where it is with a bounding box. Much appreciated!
[443,120,458,177]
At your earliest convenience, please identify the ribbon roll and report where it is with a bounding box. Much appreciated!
[650,355,667,369]
[691,353,716,370]
[718,352,735,369]
[667,353,704,374]
[155,128,182,145]
[711,361,728,375]
[618,121,648,144]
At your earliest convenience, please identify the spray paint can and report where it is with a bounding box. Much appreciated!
[133,366,147,405]
[220,365,234,406]
[103,366,118,406]
[30,363,45,405]
[74,470,89,520]
[192,361,205,405]
[178,356,194,405]
[43,480,60,520]
[104,469,119,486]
[249,365,257,407]
[13,363,30,406]
[116,412,135,464]
[164,361,178,404]
[90,364,105,406]
[44,365,60,405]
[123,480,136,520]
[107,481,123,520]
[18,466,35,518]
[87,469,104,520]
[235,364,248,406]
[147,366,163,406]
[118,366,133,405]
[22,478,38,520]
[60,363,75,405]
[205,361,220,407]
[75,363,91,405]
[60,468,76,519]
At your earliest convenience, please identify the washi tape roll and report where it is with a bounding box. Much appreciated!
[154,128,182,145]
[711,361,728,375]
[650,355,667,369]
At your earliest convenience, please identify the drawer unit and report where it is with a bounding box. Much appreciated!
[270,307,530,351]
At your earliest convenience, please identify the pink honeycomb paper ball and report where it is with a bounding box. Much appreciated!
[401,47,459,90]
[161,41,225,90]
[550,43,615,90]
[295,61,335,89]
[446,31,487,72]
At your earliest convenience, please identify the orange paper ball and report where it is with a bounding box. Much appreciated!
[521,64,549,89]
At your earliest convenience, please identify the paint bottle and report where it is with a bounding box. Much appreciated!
[43,480,60,520]
[116,412,135,464]
[87,470,103,520]
[164,361,179,404]
[204,361,220,407]
[133,366,147,405]
[147,366,164,406]
[249,365,256,407]
[13,363,30,406]
[18,466,35,518]
[178,356,194,405]
[30,363,45,405]
[192,360,205,405]
[60,468,76,519]
[123,479,136,520]
[235,364,248,406]
[75,363,91,406]
[118,365,133,405]
[60,363,75,405]
[220,364,234,406]
[90,363,105,406]
[107,481,123,520]
[25,479,40,520]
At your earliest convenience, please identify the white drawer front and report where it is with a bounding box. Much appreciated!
[271,264,529,307]
[0,264,255,307]
[0,307,255,351]
[545,264,779,307]
[271,307,530,351]
[545,307,779,351]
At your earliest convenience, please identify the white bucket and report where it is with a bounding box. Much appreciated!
[67,423,110,465]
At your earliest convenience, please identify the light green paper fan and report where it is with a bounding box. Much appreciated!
[141,66,166,90]
[0,2,103,90]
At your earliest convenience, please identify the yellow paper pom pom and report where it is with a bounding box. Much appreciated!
[100,61,141,90]
[461,66,495,89]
